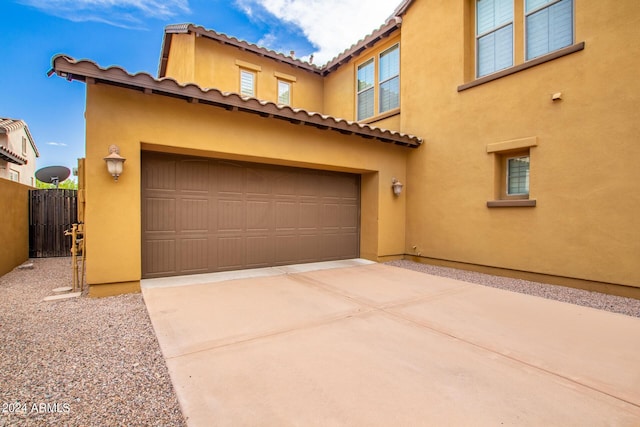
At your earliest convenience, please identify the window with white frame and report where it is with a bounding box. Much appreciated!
[22,136,27,156]
[277,80,291,105]
[526,0,573,60]
[9,169,19,182]
[240,69,256,97]
[506,155,530,196]
[357,59,375,120]
[476,0,514,77]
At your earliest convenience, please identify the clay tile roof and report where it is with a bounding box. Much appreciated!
[159,24,322,78]
[51,55,422,148]
[0,117,40,157]
[158,1,413,77]
[0,145,27,165]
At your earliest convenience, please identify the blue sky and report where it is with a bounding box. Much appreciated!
[1,0,398,178]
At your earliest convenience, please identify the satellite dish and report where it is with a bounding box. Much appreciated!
[36,166,71,188]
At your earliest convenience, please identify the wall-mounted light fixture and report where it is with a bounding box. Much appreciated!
[104,145,126,182]
[392,178,404,196]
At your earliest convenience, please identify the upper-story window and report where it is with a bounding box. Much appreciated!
[476,0,514,77]
[277,80,291,105]
[240,69,256,97]
[475,0,574,78]
[22,136,27,156]
[379,45,400,113]
[356,43,400,121]
[526,0,573,60]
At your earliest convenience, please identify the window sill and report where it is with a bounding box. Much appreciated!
[487,199,536,208]
[360,108,400,125]
[458,42,585,92]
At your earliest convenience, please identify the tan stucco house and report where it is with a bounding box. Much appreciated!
[0,118,39,187]
[51,0,640,298]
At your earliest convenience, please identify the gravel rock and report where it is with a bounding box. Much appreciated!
[386,260,640,318]
[0,258,186,426]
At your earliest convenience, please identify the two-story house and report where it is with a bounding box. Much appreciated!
[51,0,640,298]
[0,118,39,186]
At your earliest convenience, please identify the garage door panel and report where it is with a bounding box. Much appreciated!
[145,198,176,232]
[247,200,271,231]
[217,162,245,194]
[144,158,176,191]
[179,239,209,273]
[246,168,273,196]
[218,237,245,270]
[340,204,359,229]
[246,236,273,267]
[275,235,299,264]
[275,201,298,230]
[299,203,319,229]
[218,200,245,232]
[179,198,209,232]
[142,152,360,278]
[178,160,210,192]
[144,239,176,276]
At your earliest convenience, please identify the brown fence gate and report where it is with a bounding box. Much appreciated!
[29,189,78,258]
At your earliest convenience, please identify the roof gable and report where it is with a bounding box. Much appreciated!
[158,0,415,78]
[0,118,40,157]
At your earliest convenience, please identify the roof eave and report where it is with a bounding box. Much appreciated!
[52,55,422,149]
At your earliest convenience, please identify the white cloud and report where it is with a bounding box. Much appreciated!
[19,0,190,28]
[46,142,68,147]
[235,0,399,65]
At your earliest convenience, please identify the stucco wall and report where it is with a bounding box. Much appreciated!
[83,83,409,293]
[0,178,30,276]
[400,0,640,289]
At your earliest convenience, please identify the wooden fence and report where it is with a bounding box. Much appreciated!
[29,189,78,258]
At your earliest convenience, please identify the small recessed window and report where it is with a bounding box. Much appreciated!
[506,155,530,196]
[22,136,27,156]
[240,69,255,97]
[277,80,291,105]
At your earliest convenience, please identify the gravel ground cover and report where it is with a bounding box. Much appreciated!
[386,259,640,318]
[0,258,186,427]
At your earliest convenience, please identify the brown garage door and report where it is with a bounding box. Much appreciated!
[141,151,360,278]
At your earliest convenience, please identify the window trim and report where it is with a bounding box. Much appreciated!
[22,136,27,156]
[486,137,537,208]
[239,69,256,97]
[524,0,574,61]
[277,79,291,105]
[475,0,515,78]
[378,44,400,114]
[459,41,584,91]
[355,42,400,122]
[505,155,530,196]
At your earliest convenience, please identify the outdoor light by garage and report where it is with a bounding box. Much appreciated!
[104,145,126,182]
[392,178,404,196]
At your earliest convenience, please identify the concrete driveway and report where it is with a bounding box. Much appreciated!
[142,260,640,426]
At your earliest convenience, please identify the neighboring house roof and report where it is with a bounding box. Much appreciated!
[0,145,27,165]
[50,55,422,148]
[158,15,405,78]
[0,118,40,157]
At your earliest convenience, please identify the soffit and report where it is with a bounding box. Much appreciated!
[0,145,27,165]
[51,55,422,148]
